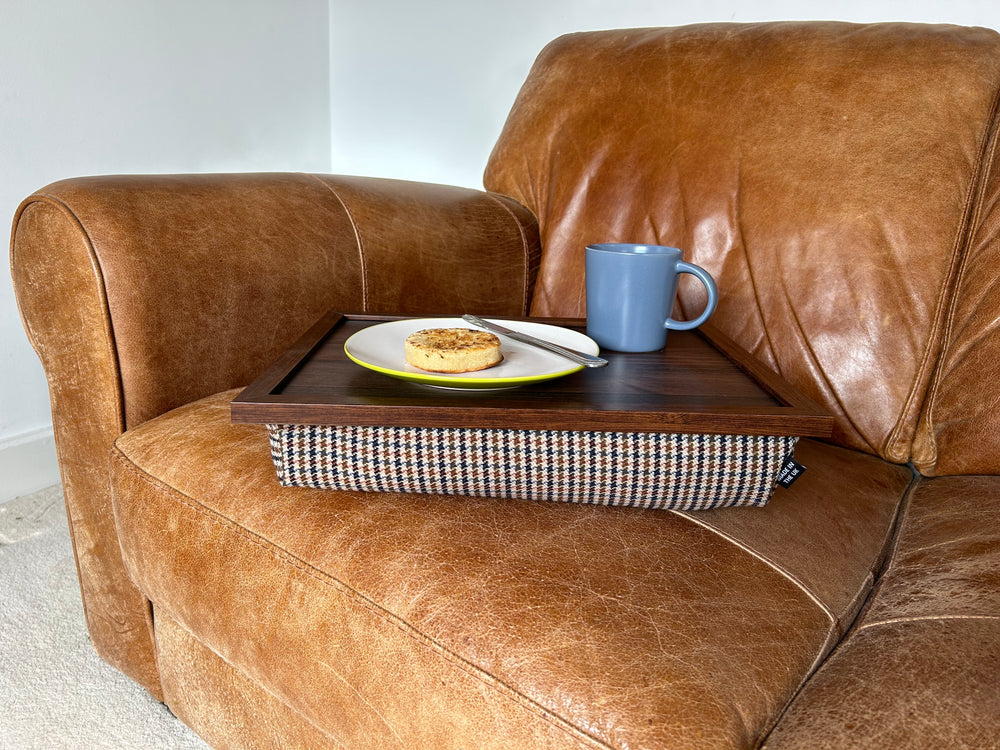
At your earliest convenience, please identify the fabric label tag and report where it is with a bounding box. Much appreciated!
[776,454,806,488]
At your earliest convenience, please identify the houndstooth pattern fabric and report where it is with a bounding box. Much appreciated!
[267,425,798,511]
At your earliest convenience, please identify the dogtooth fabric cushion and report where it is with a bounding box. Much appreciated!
[267,424,799,511]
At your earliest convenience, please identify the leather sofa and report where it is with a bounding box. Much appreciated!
[11,21,1000,749]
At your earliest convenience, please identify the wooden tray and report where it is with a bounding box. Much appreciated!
[231,312,833,437]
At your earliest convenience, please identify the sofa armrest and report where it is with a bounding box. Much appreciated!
[10,171,540,697]
[14,173,540,427]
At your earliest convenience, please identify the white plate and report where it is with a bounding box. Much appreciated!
[344,318,600,390]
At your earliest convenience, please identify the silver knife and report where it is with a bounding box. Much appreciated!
[462,315,608,368]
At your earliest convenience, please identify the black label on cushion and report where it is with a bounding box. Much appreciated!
[776,454,806,488]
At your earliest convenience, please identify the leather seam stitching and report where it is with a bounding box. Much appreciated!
[673,507,848,749]
[483,191,534,313]
[308,174,369,312]
[110,447,610,750]
[12,194,127,433]
[671,510,838,627]
[857,614,1000,631]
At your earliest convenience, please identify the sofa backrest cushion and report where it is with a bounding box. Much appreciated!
[484,22,1000,469]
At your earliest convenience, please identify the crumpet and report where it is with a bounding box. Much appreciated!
[404,328,503,373]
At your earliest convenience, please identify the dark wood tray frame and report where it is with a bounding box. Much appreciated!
[232,311,833,438]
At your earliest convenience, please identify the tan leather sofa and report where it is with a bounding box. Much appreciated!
[11,22,1000,749]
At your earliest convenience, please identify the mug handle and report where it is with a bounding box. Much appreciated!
[665,262,719,331]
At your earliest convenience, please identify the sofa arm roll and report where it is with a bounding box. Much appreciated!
[10,171,539,699]
[14,173,540,428]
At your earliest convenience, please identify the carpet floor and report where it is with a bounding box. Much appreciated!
[0,485,208,749]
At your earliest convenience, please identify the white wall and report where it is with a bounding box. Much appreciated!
[330,0,1000,189]
[1,0,331,501]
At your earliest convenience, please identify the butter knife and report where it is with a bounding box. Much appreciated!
[462,315,608,368]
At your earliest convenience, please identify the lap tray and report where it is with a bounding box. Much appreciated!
[233,313,832,511]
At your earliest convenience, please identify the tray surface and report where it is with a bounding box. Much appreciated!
[232,312,833,437]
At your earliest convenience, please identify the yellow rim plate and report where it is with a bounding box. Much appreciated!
[344,318,600,390]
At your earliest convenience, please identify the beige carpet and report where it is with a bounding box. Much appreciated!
[0,486,208,749]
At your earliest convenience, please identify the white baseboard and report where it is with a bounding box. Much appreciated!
[0,426,61,504]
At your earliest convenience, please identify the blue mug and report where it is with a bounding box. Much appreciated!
[585,243,719,352]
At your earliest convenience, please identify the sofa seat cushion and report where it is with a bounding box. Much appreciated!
[110,389,912,749]
[763,475,1000,749]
